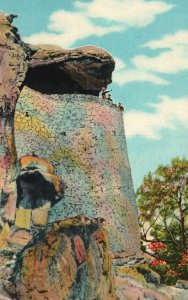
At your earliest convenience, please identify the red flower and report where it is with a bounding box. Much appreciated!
[150,259,166,267]
[166,270,181,277]
[148,242,167,253]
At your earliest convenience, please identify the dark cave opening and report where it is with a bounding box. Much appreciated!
[16,171,57,209]
[25,64,87,95]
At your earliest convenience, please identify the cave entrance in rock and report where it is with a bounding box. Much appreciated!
[25,64,85,94]
[16,171,55,230]
[15,156,62,230]
[16,171,56,210]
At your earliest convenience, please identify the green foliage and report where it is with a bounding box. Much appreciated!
[136,157,188,285]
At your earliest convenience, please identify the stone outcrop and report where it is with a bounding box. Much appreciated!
[15,155,64,229]
[26,44,115,95]
[5,215,116,300]
[112,255,188,300]
[176,280,188,289]
[15,89,140,254]
[0,12,28,221]
[0,11,144,300]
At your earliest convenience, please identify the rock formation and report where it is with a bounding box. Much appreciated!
[15,156,64,229]
[15,90,140,254]
[0,12,28,221]
[6,215,116,300]
[0,12,166,300]
[26,45,115,95]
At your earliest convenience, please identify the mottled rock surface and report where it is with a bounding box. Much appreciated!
[113,256,188,300]
[0,12,28,220]
[0,12,152,300]
[115,276,170,300]
[15,155,64,229]
[5,215,116,300]
[15,89,140,254]
[26,45,115,95]
[176,280,188,289]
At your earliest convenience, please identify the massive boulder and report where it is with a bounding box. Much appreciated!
[25,44,115,95]
[6,215,116,300]
[0,11,114,220]
[0,12,149,300]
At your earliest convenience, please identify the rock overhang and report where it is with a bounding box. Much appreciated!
[0,12,115,97]
[1,11,140,256]
[25,45,115,95]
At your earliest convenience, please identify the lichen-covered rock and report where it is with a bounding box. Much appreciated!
[0,11,140,256]
[15,88,140,255]
[0,11,144,299]
[114,275,171,300]
[15,155,64,229]
[113,255,160,285]
[0,289,12,300]
[6,215,116,300]
[26,45,115,95]
[0,12,28,220]
[112,256,171,300]
[176,280,188,289]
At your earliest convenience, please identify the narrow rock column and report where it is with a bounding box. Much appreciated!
[0,13,28,220]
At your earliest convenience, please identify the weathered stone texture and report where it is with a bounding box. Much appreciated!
[0,12,28,220]
[15,155,63,230]
[26,45,115,95]
[7,215,116,300]
[0,12,142,298]
[15,87,140,254]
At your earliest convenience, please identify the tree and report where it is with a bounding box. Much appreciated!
[136,157,188,284]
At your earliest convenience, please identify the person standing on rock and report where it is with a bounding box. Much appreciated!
[107,93,113,102]
[117,102,124,111]
[101,87,112,99]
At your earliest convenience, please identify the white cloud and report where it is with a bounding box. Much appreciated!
[124,95,188,139]
[23,32,66,48]
[75,0,173,27]
[113,68,168,85]
[114,57,127,71]
[48,10,123,42]
[144,30,188,49]
[24,0,173,47]
[113,30,188,86]
[133,30,188,73]
[24,10,123,48]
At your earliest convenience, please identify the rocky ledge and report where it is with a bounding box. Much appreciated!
[25,44,115,95]
[3,215,116,300]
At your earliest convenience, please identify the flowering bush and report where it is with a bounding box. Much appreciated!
[166,270,181,277]
[178,247,188,267]
[150,258,168,282]
[165,269,181,285]
[148,242,167,253]
[137,158,188,285]
[150,259,166,268]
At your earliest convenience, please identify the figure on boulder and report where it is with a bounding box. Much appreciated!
[107,93,113,102]
[117,102,124,111]
[101,87,112,99]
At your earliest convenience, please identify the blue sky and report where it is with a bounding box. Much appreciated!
[1,0,188,189]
